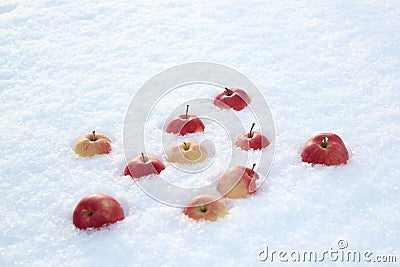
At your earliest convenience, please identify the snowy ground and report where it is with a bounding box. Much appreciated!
[1,0,399,266]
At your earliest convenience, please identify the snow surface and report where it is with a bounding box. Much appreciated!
[1,0,399,266]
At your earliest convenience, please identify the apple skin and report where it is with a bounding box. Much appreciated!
[301,133,349,166]
[74,131,111,157]
[124,154,165,178]
[236,131,270,151]
[183,195,228,222]
[166,114,205,136]
[167,141,208,164]
[214,87,251,111]
[72,193,125,230]
[217,165,259,199]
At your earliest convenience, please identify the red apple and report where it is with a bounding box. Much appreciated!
[301,133,349,166]
[72,193,125,230]
[214,87,251,111]
[217,164,259,199]
[74,131,111,157]
[236,123,270,151]
[124,153,165,178]
[166,105,205,135]
[183,195,228,222]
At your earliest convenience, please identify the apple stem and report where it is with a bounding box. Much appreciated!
[225,87,232,96]
[185,104,189,118]
[248,123,255,138]
[82,209,93,217]
[141,152,146,162]
[199,205,208,213]
[183,142,188,150]
[251,163,256,172]
[92,130,96,141]
[249,163,256,177]
[321,136,328,148]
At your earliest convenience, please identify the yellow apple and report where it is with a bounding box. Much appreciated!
[167,141,208,164]
[74,131,111,157]
[184,195,228,222]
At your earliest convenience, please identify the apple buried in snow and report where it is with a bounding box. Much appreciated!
[72,193,125,230]
[124,153,165,178]
[183,195,228,222]
[74,131,111,157]
[166,105,205,135]
[217,163,259,199]
[214,87,251,111]
[167,141,208,164]
[301,133,349,166]
[236,123,270,151]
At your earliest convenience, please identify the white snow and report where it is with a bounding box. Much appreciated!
[1,0,399,266]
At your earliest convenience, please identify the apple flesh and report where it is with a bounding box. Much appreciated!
[72,193,125,230]
[166,105,205,135]
[217,164,259,199]
[183,195,228,222]
[236,123,270,151]
[301,133,349,166]
[74,131,111,157]
[214,87,251,111]
[167,141,208,164]
[124,153,165,178]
